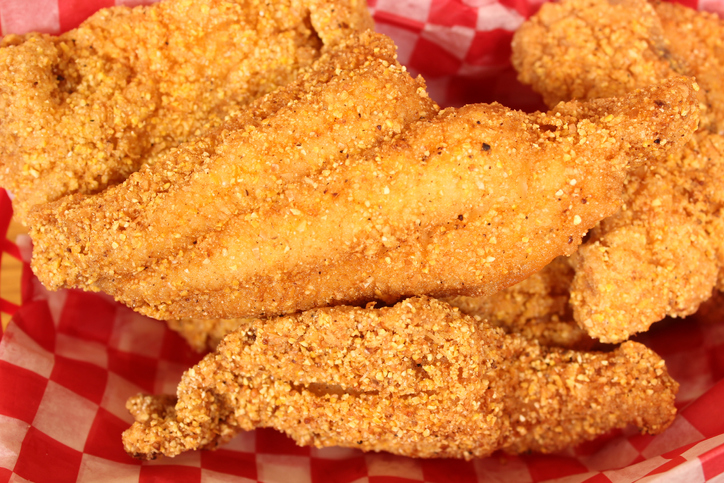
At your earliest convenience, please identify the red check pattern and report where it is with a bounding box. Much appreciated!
[2,0,724,482]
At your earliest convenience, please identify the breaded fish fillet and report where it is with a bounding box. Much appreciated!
[511,0,724,342]
[0,0,372,223]
[511,0,678,114]
[122,297,678,460]
[29,74,699,321]
[570,131,724,340]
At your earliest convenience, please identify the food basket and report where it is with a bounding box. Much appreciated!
[1,0,724,481]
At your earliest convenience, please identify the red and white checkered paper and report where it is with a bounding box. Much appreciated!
[1,0,724,481]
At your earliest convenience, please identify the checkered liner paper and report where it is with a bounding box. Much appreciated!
[1,0,724,481]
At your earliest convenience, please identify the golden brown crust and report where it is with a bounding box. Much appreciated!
[171,254,586,351]
[167,318,252,352]
[570,130,724,341]
[123,297,678,460]
[0,0,372,223]
[445,257,597,349]
[30,73,699,321]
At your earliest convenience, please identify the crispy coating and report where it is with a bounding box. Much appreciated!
[512,0,724,342]
[29,74,699,321]
[445,257,597,349]
[0,0,372,223]
[167,317,252,353]
[171,256,584,351]
[122,297,678,460]
[170,257,587,351]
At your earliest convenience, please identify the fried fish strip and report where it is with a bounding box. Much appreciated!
[30,75,699,320]
[0,0,372,223]
[511,0,678,114]
[511,0,724,342]
[512,0,724,133]
[569,132,724,340]
[122,297,678,460]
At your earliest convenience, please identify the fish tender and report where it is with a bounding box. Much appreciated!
[512,0,724,134]
[511,0,677,115]
[650,0,724,135]
[512,0,724,342]
[29,74,699,321]
[122,296,678,460]
[0,0,372,224]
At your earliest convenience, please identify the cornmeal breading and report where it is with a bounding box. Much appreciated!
[653,1,724,134]
[445,257,597,349]
[170,259,587,352]
[167,317,253,353]
[0,0,372,223]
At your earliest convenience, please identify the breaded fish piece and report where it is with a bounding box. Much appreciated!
[445,257,597,349]
[512,0,724,342]
[122,296,678,460]
[29,75,699,321]
[511,0,724,133]
[0,0,372,223]
[511,0,678,111]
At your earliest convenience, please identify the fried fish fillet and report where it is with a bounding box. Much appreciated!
[29,73,699,321]
[512,0,680,113]
[511,0,724,342]
[122,296,678,460]
[570,131,724,340]
[0,0,372,223]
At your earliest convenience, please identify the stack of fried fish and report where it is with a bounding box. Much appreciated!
[2,0,719,462]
